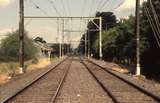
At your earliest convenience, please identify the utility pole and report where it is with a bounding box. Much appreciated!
[19,0,24,73]
[99,17,103,60]
[135,0,141,75]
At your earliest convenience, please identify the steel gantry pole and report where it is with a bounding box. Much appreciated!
[85,30,87,57]
[19,0,24,73]
[99,17,103,60]
[62,19,65,57]
[135,0,141,75]
[57,18,62,58]
[88,30,90,58]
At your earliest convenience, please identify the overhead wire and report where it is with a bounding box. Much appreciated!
[89,0,95,15]
[29,0,49,16]
[89,0,99,16]
[60,0,68,16]
[93,0,125,15]
[66,0,71,16]
[145,6,160,47]
[147,0,160,38]
[96,0,105,12]
[144,4,160,47]
[81,0,87,17]
[149,0,160,35]
[98,0,110,11]
[109,0,125,11]
[89,0,107,16]
[47,0,62,17]
[24,19,33,27]
[24,0,52,27]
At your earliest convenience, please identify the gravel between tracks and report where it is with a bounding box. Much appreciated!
[89,58,160,98]
[55,58,113,103]
[84,60,157,103]
[0,58,65,102]
[7,59,71,103]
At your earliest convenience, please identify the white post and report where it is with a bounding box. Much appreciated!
[99,17,103,60]
[48,51,51,61]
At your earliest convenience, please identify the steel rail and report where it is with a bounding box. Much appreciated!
[50,58,72,103]
[80,58,120,103]
[1,57,69,103]
[86,58,160,102]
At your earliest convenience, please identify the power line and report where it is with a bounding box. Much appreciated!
[149,0,160,35]
[66,0,71,16]
[47,0,62,17]
[60,0,67,16]
[89,0,95,16]
[90,0,105,16]
[98,0,110,11]
[144,4,160,47]
[96,0,104,12]
[109,0,125,11]
[81,0,87,16]
[94,0,125,14]
[24,18,33,27]
[147,1,160,38]
[25,0,51,26]
[29,0,49,16]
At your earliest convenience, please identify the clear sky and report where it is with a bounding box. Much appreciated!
[0,0,141,47]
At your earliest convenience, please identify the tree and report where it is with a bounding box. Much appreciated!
[0,31,38,61]
[140,0,160,78]
[86,12,117,57]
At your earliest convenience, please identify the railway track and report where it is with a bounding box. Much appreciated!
[2,57,72,103]
[80,58,160,103]
[53,57,114,103]
[1,57,160,103]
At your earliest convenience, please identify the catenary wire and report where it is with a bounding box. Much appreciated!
[29,0,50,16]
[144,5,160,47]
[47,0,62,17]
[149,0,160,36]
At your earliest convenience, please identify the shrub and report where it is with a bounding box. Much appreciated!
[0,30,38,61]
[32,57,39,64]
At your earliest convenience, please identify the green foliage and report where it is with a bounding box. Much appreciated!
[0,31,38,61]
[78,1,160,78]
[93,14,151,64]
[78,12,118,57]
[93,16,136,63]
[32,57,39,64]
[8,63,17,77]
